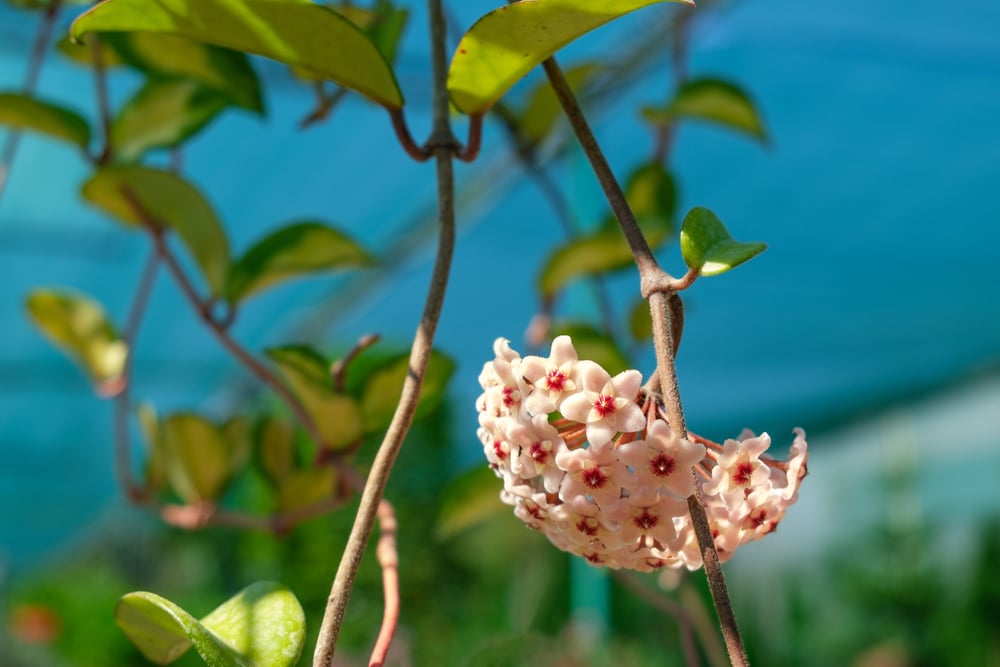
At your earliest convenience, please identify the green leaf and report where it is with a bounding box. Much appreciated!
[276,467,336,513]
[103,32,263,112]
[360,350,455,433]
[113,79,230,161]
[552,322,630,375]
[447,0,691,115]
[627,298,652,341]
[115,582,305,667]
[335,2,409,64]
[679,206,766,276]
[517,61,599,146]
[56,34,126,68]
[160,413,235,503]
[257,417,295,485]
[82,166,231,296]
[226,221,373,304]
[265,346,364,450]
[642,77,768,143]
[72,0,404,109]
[25,289,126,394]
[437,466,507,539]
[0,92,90,149]
[538,163,674,298]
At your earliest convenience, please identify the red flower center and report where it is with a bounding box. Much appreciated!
[593,393,616,417]
[582,467,608,489]
[733,461,755,485]
[649,453,676,477]
[544,369,567,392]
[633,509,659,531]
[529,442,549,465]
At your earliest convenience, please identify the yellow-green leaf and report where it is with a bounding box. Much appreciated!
[642,77,768,143]
[113,79,230,161]
[257,417,295,485]
[72,0,404,108]
[25,289,126,394]
[0,92,90,149]
[448,0,692,115]
[56,34,125,68]
[82,166,230,296]
[276,467,336,513]
[265,346,364,450]
[160,413,233,503]
[226,221,374,304]
[679,206,766,276]
[103,32,263,112]
[518,61,599,145]
[360,350,455,433]
[437,466,507,539]
[115,582,305,667]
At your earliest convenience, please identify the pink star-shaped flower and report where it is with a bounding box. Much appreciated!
[559,360,646,448]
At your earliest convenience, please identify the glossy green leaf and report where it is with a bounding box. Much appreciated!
[266,346,364,450]
[437,466,507,539]
[72,0,404,108]
[82,166,230,296]
[226,221,373,303]
[113,79,230,161]
[448,0,691,115]
[538,163,674,298]
[360,350,455,433]
[642,77,768,142]
[679,206,766,276]
[56,34,125,68]
[0,92,90,149]
[103,32,263,112]
[518,61,599,146]
[160,413,234,503]
[552,322,630,375]
[276,467,336,513]
[115,582,305,667]
[257,417,295,485]
[25,289,126,393]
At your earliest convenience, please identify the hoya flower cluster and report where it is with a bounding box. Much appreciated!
[476,336,808,572]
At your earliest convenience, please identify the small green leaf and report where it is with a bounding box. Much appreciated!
[160,413,234,503]
[257,417,295,486]
[437,466,507,539]
[552,322,630,375]
[103,32,263,112]
[265,346,364,450]
[137,403,169,492]
[627,298,653,341]
[517,61,599,146]
[679,206,766,276]
[56,34,125,68]
[113,79,230,161]
[642,77,768,143]
[25,289,126,393]
[72,0,404,108]
[226,221,373,303]
[447,0,691,115]
[0,92,90,149]
[82,166,230,296]
[276,467,336,513]
[115,582,305,667]
[538,163,674,298]
[360,350,455,433]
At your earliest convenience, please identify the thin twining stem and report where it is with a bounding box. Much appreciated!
[368,500,400,667]
[542,55,749,667]
[612,571,699,667]
[312,1,458,664]
[387,107,482,163]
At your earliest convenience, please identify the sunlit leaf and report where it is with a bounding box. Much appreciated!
[82,166,230,296]
[160,413,234,503]
[518,61,599,146]
[115,582,305,667]
[336,2,409,63]
[0,92,90,149]
[679,206,766,276]
[257,417,295,486]
[552,321,629,375]
[72,0,404,108]
[276,467,336,513]
[56,33,125,68]
[103,32,263,112]
[538,163,674,298]
[642,77,768,143]
[25,289,126,394]
[447,0,692,115]
[226,221,374,304]
[437,466,507,539]
[266,346,363,450]
[113,79,230,161]
[360,350,455,433]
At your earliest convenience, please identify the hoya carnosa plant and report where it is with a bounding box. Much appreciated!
[476,335,808,571]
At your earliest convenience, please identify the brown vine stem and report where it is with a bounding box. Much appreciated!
[113,249,159,502]
[0,0,61,208]
[312,0,457,663]
[368,500,400,667]
[542,55,749,667]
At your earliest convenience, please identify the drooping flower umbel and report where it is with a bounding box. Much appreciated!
[476,336,809,572]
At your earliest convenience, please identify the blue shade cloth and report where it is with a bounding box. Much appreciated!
[1,0,998,570]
